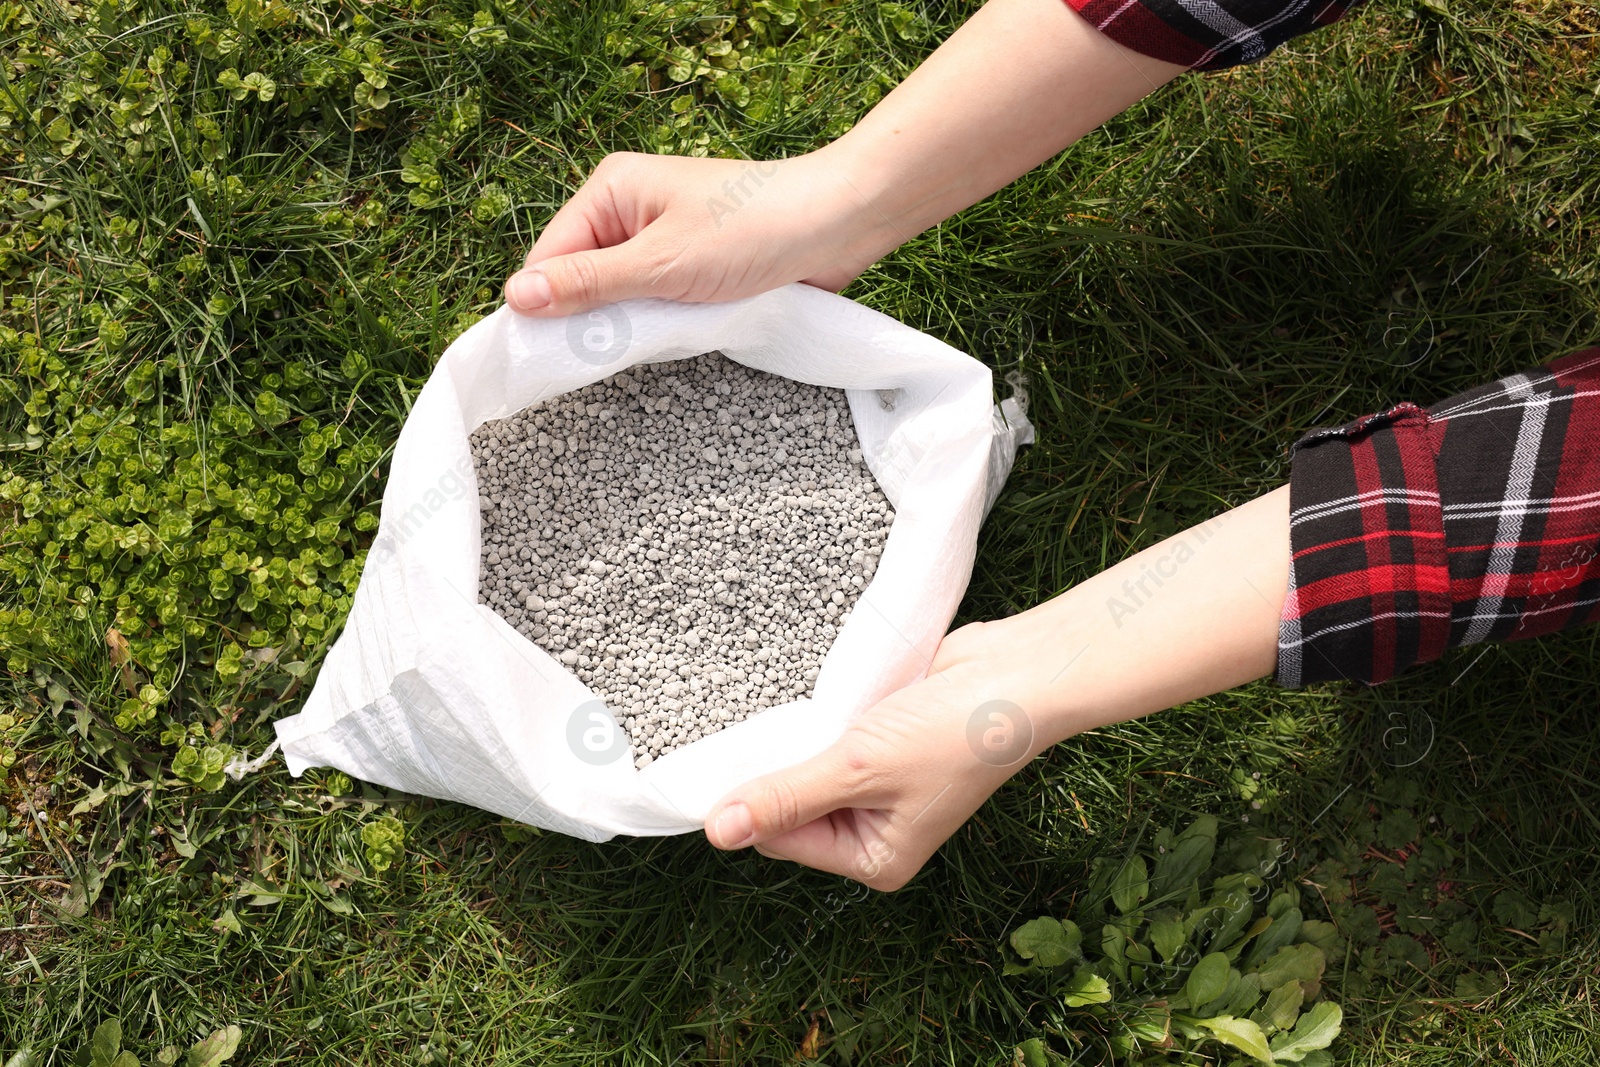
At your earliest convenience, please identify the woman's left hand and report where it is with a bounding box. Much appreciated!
[702,621,1045,890]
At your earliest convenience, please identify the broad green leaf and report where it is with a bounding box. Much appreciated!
[1180,814,1219,845]
[1151,824,1216,900]
[1015,1038,1050,1067]
[1254,979,1305,1033]
[1197,1015,1274,1064]
[1111,855,1149,914]
[1009,918,1081,970]
[1060,966,1112,1007]
[1381,933,1430,976]
[1454,971,1500,1000]
[46,678,73,712]
[316,889,355,916]
[1270,1001,1342,1061]
[1152,831,1209,902]
[1246,907,1302,969]
[1083,856,1117,906]
[1206,874,1261,949]
[186,1025,242,1067]
[240,877,284,906]
[170,824,198,860]
[1296,920,1342,955]
[110,1054,138,1067]
[1120,1004,1171,1044]
[1101,923,1128,982]
[1257,943,1326,991]
[5,1051,39,1067]
[1150,916,1187,963]
[1204,967,1242,1018]
[90,1020,121,1067]
[1225,971,1263,1018]
[1493,890,1539,930]
[1379,809,1421,850]
[1234,914,1273,959]
[1184,951,1230,1008]
[69,783,110,816]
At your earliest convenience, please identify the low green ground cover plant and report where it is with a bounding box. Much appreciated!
[51,1019,240,1067]
[1007,817,1344,1065]
[3,0,1598,1062]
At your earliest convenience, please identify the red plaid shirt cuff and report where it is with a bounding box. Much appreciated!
[1063,0,1366,72]
[1277,348,1600,687]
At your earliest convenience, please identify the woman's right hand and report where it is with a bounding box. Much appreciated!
[501,149,896,318]
[499,0,1188,320]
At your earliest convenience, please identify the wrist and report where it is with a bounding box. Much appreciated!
[934,613,1090,758]
[946,489,1292,760]
[802,138,936,265]
[989,608,1099,752]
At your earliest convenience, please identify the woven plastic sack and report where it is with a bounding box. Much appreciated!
[274,283,1033,841]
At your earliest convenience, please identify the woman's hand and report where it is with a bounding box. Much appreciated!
[501,150,893,317]
[503,0,1185,319]
[704,487,1293,890]
[702,620,1046,891]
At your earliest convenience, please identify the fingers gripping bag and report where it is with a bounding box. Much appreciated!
[273,283,1033,841]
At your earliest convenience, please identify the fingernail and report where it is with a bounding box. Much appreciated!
[711,803,753,848]
[506,270,551,311]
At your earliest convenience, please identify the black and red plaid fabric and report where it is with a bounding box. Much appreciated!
[1064,0,1366,71]
[1276,349,1600,687]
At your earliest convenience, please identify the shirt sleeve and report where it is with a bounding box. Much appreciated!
[1064,0,1368,72]
[1276,347,1600,688]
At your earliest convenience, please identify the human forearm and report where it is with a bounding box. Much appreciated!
[703,487,1290,886]
[706,351,1600,889]
[815,0,1187,260]
[502,0,1186,316]
[967,486,1291,749]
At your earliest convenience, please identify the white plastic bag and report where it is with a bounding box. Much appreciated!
[274,283,1033,841]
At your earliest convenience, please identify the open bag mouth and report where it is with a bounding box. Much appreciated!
[468,351,899,771]
[275,284,1032,841]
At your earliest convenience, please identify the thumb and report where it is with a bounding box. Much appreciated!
[704,747,869,850]
[503,239,672,317]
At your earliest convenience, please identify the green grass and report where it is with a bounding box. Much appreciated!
[3,0,1599,1062]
